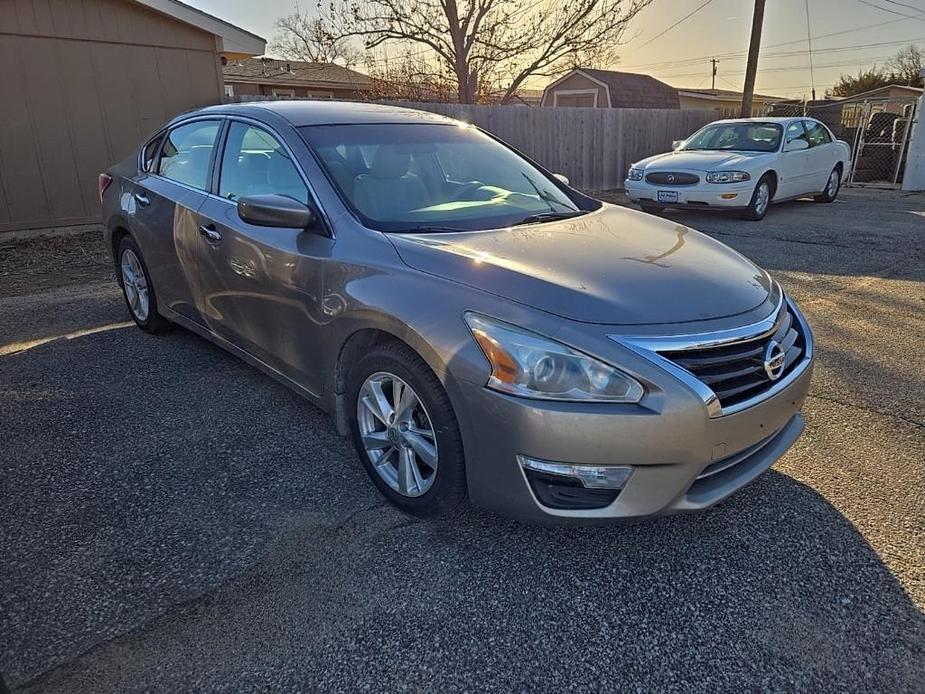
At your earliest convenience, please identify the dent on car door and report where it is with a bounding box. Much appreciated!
[131,119,223,323]
[194,120,330,395]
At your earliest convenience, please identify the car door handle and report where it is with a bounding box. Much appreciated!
[134,192,150,207]
[198,224,222,242]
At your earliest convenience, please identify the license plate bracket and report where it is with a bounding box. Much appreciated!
[657,190,680,203]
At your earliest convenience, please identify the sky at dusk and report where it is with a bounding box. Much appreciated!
[186,0,925,98]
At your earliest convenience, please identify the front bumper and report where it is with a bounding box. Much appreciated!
[625,179,755,209]
[455,304,814,524]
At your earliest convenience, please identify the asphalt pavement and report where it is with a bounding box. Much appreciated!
[1,188,923,693]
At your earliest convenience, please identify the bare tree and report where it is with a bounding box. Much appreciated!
[363,49,457,102]
[272,11,361,66]
[886,44,924,87]
[320,0,651,104]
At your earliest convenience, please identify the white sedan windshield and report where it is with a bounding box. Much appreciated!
[300,123,583,231]
[681,123,782,153]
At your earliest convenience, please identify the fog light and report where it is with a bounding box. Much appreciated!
[720,193,738,199]
[518,456,632,490]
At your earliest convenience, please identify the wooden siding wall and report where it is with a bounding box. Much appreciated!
[380,102,717,190]
[0,0,224,232]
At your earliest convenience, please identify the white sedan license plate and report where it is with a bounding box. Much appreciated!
[657,190,679,203]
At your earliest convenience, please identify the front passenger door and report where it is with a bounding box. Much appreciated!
[777,121,811,198]
[193,121,332,395]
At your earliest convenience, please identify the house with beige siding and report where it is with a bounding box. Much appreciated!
[541,68,679,109]
[677,88,784,118]
[0,0,265,233]
[223,59,372,100]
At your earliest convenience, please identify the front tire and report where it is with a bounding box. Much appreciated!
[117,236,170,333]
[741,175,773,221]
[814,166,841,203]
[347,340,466,517]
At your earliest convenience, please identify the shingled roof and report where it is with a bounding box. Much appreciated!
[551,68,679,109]
[223,58,372,90]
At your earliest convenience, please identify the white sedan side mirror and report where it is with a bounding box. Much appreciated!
[553,173,570,186]
[784,139,809,152]
[672,140,684,151]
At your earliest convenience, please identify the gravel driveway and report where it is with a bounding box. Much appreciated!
[1,188,923,693]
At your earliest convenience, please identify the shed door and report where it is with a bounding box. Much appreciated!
[557,93,596,107]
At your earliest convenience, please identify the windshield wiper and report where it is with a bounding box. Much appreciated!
[513,210,586,226]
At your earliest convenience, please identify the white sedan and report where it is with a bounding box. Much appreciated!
[625,117,851,221]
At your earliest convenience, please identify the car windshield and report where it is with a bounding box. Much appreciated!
[680,122,782,152]
[299,123,584,232]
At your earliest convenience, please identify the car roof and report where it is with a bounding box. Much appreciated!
[185,100,460,127]
[708,116,808,125]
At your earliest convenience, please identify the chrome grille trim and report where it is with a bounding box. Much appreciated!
[645,172,700,185]
[610,290,813,419]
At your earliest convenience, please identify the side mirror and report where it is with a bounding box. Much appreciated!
[784,139,809,152]
[672,140,684,151]
[237,194,316,229]
[552,173,570,186]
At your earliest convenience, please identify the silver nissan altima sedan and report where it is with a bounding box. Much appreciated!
[99,101,814,523]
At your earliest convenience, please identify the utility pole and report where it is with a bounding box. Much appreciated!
[740,0,766,118]
[711,57,719,91]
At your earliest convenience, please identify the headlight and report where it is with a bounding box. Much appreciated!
[464,313,644,403]
[706,171,751,184]
[627,167,644,181]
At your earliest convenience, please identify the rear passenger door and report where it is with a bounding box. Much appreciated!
[130,118,222,323]
[193,119,331,395]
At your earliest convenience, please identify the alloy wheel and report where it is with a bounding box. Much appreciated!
[754,182,770,216]
[120,249,150,322]
[827,171,839,197]
[357,371,438,497]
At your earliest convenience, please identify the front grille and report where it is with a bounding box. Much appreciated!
[645,172,699,185]
[659,307,805,409]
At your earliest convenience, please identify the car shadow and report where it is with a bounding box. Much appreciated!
[3,326,924,692]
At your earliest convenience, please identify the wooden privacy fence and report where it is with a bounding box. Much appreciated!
[229,96,717,190]
[378,102,717,190]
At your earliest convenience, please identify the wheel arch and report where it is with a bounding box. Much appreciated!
[330,320,455,438]
[762,169,779,198]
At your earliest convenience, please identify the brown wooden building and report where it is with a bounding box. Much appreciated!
[0,0,265,233]
[541,68,679,109]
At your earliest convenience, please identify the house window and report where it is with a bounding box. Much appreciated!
[272,88,295,99]
[553,90,598,107]
[224,85,235,97]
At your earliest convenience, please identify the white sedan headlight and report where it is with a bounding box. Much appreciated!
[464,313,644,403]
[627,168,644,181]
[706,171,751,184]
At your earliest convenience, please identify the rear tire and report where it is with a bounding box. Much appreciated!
[741,175,773,221]
[117,236,171,334]
[347,340,466,518]
[814,166,841,203]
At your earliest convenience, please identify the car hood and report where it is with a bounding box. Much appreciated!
[638,150,774,171]
[387,206,772,326]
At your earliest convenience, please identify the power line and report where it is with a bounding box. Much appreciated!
[880,0,925,12]
[857,0,925,20]
[633,0,717,50]
[618,17,912,71]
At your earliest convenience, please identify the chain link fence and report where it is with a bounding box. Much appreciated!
[768,97,919,188]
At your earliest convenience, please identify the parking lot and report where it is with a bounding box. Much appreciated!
[1,188,923,693]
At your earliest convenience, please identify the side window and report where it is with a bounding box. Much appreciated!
[219,123,309,204]
[142,134,163,172]
[805,121,832,147]
[785,121,808,145]
[157,120,221,190]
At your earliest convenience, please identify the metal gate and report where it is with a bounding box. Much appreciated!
[767,96,919,188]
